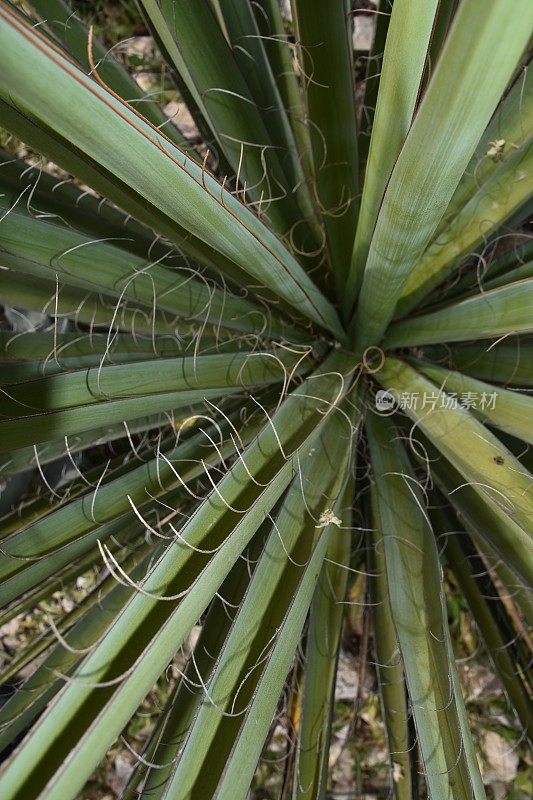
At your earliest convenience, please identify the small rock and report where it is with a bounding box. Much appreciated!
[354,16,375,51]
[335,652,358,701]
[458,662,499,702]
[134,73,155,93]
[106,752,134,796]
[163,101,200,141]
[116,36,155,61]
[479,730,519,785]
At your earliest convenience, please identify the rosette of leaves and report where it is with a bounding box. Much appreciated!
[0,1,531,798]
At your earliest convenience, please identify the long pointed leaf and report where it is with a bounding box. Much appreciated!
[376,357,533,584]
[412,359,533,444]
[438,63,533,235]
[216,0,320,236]
[0,5,343,337]
[24,0,197,155]
[158,407,355,799]
[421,340,533,387]
[386,279,533,347]
[0,270,196,338]
[367,411,486,800]
[0,204,264,332]
[125,528,269,797]
[397,137,533,316]
[137,0,304,238]
[352,0,533,349]
[368,484,413,800]
[440,524,533,737]
[345,0,438,311]
[291,0,359,293]
[0,350,354,800]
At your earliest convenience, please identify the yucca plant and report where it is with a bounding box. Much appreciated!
[0,0,531,797]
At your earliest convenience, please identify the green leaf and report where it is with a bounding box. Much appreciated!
[414,440,533,628]
[367,411,486,800]
[481,259,533,292]
[421,340,533,387]
[0,348,307,452]
[1,349,304,414]
[215,518,346,800]
[469,529,533,630]
[476,236,533,282]
[23,0,197,155]
[396,137,533,316]
[0,512,143,608]
[0,270,195,339]
[0,351,354,800]
[439,523,533,737]
[0,545,102,627]
[0,6,344,337]
[0,98,254,292]
[0,540,155,751]
[376,357,533,585]
[0,329,242,383]
[137,0,304,238]
[412,359,533,444]
[126,528,268,798]
[0,538,153,685]
[253,0,316,196]
[345,0,439,311]
[215,0,320,237]
[158,406,356,799]
[291,0,359,293]
[0,409,261,603]
[357,0,393,167]
[385,279,533,347]
[0,202,276,335]
[434,235,533,306]
[292,479,354,800]
[368,483,413,800]
[426,0,457,75]
[437,63,533,235]
[352,0,533,349]
[0,150,192,263]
